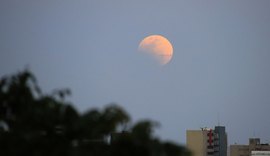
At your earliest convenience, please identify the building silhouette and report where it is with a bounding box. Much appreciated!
[230,138,270,156]
[186,126,227,156]
[214,126,227,156]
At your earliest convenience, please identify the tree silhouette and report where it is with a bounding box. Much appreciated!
[0,69,191,156]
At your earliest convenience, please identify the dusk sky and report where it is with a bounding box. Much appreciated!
[1,0,270,145]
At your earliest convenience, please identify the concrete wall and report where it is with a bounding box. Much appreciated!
[187,130,207,156]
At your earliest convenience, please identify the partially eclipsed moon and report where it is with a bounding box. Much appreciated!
[138,35,173,65]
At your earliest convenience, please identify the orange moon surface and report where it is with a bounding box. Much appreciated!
[138,35,173,65]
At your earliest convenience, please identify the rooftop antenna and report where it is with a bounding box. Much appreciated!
[217,112,220,126]
[253,130,256,138]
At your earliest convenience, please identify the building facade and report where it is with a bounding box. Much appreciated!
[230,138,270,156]
[251,151,270,156]
[186,126,227,156]
[214,126,227,156]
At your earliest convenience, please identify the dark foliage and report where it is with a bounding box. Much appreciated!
[0,70,191,156]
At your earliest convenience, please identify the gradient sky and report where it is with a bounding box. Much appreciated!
[1,0,270,145]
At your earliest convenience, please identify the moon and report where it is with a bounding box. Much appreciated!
[138,35,173,65]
